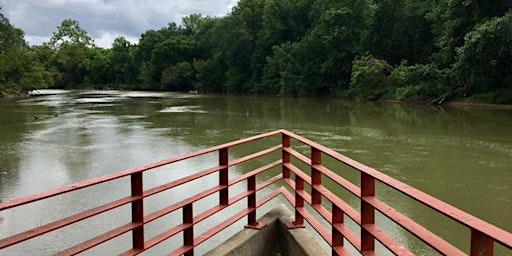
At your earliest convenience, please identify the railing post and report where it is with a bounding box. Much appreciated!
[183,203,194,256]
[332,205,344,256]
[286,175,306,229]
[470,229,493,256]
[361,173,375,253]
[245,175,266,229]
[219,148,229,205]
[311,147,322,205]
[130,172,144,250]
[282,133,291,179]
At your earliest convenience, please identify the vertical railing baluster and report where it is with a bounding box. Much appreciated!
[219,148,229,205]
[247,175,257,226]
[332,205,344,256]
[282,133,291,179]
[470,229,494,256]
[130,172,144,250]
[183,203,194,256]
[311,147,322,205]
[245,175,266,229]
[291,176,305,227]
[361,173,375,253]
[283,133,305,229]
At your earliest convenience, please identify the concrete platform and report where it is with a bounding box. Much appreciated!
[204,204,328,256]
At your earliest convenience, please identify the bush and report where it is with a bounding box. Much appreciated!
[388,62,448,101]
[453,11,512,94]
[349,55,392,100]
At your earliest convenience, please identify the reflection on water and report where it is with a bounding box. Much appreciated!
[1,90,511,255]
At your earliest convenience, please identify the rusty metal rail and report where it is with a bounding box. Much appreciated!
[0,129,511,255]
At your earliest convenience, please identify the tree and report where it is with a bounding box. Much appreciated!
[0,9,26,54]
[110,36,137,85]
[151,37,198,77]
[133,24,188,89]
[429,0,512,67]
[0,8,52,93]
[350,55,392,99]
[47,19,95,49]
[207,15,253,93]
[453,11,512,99]
[44,19,95,87]
[368,0,434,65]
[86,47,114,85]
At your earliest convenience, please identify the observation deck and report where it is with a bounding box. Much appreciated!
[1,130,511,255]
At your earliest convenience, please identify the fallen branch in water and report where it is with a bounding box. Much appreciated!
[428,86,465,105]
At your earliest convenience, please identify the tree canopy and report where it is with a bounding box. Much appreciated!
[1,1,511,103]
[0,8,52,93]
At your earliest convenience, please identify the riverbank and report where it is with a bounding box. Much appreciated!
[4,88,512,111]
[0,91,30,100]
[442,98,512,110]
[447,100,512,110]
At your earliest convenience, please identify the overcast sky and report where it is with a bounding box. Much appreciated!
[1,0,238,48]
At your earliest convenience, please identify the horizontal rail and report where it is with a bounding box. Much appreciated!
[143,165,225,199]
[362,223,414,256]
[57,222,143,255]
[168,187,285,256]
[194,187,283,247]
[229,160,282,186]
[283,177,362,250]
[0,130,282,211]
[364,196,465,256]
[229,144,281,166]
[285,147,361,197]
[280,189,353,255]
[0,195,137,249]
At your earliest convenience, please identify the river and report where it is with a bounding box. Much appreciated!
[0,90,511,255]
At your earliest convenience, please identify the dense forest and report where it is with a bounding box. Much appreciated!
[1,1,512,103]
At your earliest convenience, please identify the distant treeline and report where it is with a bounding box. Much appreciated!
[1,1,511,103]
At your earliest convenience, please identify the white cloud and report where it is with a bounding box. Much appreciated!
[24,35,51,46]
[1,0,238,48]
[94,31,139,49]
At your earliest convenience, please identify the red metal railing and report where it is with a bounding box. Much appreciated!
[0,130,511,255]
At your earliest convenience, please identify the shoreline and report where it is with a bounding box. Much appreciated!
[3,89,512,110]
[445,100,512,110]
[0,91,30,100]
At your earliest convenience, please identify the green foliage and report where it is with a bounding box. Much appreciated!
[350,55,392,99]
[0,10,26,53]
[86,47,113,85]
[46,19,95,49]
[0,8,52,93]
[261,42,305,96]
[389,63,447,101]
[260,1,372,97]
[137,62,155,89]
[160,61,195,91]
[151,37,198,83]
[193,58,225,92]
[453,11,512,93]
[0,47,53,92]
[428,0,512,67]
[368,0,434,65]
[110,36,137,85]
[2,2,512,104]
[42,19,96,87]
